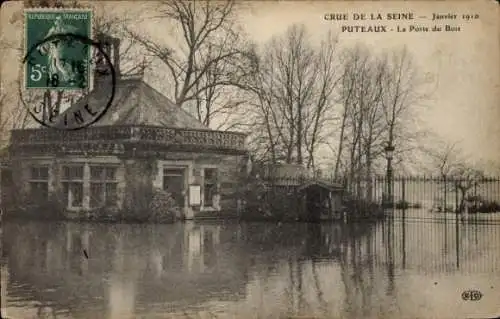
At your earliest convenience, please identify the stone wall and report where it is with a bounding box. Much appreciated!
[150,151,247,219]
[7,156,127,219]
[192,153,246,216]
[13,157,56,203]
[123,159,155,214]
[6,151,248,221]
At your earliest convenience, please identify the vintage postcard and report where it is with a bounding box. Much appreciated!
[0,0,499,318]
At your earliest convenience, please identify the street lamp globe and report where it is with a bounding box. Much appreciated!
[384,144,395,160]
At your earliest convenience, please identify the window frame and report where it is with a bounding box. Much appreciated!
[28,165,50,202]
[61,164,85,209]
[89,165,119,209]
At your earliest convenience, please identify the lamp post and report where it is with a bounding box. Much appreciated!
[384,142,395,210]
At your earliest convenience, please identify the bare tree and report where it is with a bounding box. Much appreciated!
[244,24,339,170]
[332,44,431,201]
[379,46,432,168]
[126,0,257,127]
[243,65,282,163]
[333,52,356,180]
[427,141,462,178]
[332,46,387,200]
[0,81,33,147]
[427,141,486,215]
[340,47,384,189]
[303,32,340,169]
[451,164,485,216]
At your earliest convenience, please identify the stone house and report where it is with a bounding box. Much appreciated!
[1,36,248,221]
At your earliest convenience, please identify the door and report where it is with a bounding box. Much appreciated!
[305,186,322,222]
[163,168,186,209]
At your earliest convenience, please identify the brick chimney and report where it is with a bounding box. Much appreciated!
[94,34,121,86]
[110,37,121,76]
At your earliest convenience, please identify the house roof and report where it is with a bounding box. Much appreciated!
[55,76,210,130]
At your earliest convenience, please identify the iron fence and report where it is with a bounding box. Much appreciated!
[261,175,500,223]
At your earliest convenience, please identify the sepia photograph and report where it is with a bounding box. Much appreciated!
[0,0,499,318]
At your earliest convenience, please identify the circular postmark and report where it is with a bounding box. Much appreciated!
[22,33,116,130]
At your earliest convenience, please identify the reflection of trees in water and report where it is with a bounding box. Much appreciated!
[311,261,328,315]
[4,220,499,318]
[338,223,378,318]
[379,218,500,274]
[194,221,496,318]
[246,222,380,318]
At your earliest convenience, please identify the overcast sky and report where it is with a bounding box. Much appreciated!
[1,0,499,169]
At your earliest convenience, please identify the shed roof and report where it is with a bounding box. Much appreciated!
[297,180,344,192]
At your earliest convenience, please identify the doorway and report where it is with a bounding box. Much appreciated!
[162,168,186,210]
[305,185,323,222]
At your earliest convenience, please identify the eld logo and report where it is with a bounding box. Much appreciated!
[461,289,483,301]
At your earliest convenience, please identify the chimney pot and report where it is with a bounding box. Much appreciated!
[93,34,121,88]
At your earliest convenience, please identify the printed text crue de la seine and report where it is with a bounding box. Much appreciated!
[324,12,480,33]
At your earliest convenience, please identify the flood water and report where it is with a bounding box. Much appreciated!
[1,210,500,319]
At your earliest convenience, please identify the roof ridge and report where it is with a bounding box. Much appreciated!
[140,81,210,130]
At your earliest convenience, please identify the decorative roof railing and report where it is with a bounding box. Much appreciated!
[10,125,246,152]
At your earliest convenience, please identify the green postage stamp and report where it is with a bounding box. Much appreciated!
[24,8,93,90]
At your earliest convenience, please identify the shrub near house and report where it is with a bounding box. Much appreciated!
[239,173,301,221]
[149,189,179,223]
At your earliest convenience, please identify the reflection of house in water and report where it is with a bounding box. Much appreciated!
[146,223,221,275]
[184,223,221,273]
[2,223,103,318]
[1,262,8,318]
[138,223,248,311]
[107,232,140,319]
[2,222,249,318]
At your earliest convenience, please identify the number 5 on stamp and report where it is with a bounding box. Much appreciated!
[24,8,93,90]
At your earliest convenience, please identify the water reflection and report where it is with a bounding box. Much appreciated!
[2,213,500,318]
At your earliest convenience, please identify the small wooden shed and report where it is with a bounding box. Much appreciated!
[297,180,344,222]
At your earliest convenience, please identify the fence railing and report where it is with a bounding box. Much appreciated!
[260,175,500,221]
